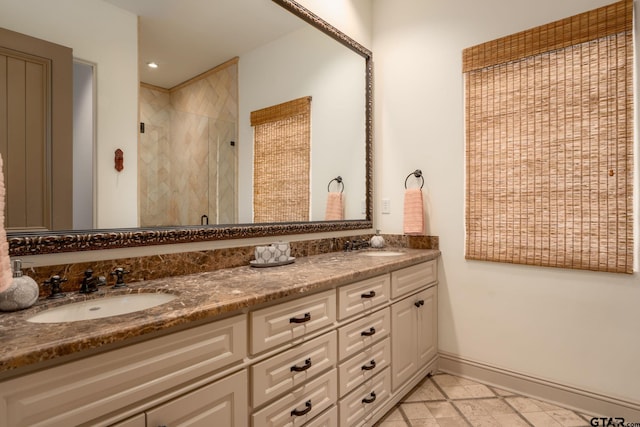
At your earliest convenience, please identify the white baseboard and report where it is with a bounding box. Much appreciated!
[438,351,640,420]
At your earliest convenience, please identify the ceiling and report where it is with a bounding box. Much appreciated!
[103,0,305,89]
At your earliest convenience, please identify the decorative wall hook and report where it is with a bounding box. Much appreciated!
[115,149,124,172]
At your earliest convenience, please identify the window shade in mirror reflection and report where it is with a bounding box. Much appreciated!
[251,97,311,223]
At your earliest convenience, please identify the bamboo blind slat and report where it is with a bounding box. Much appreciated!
[250,96,312,126]
[252,97,311,223]
[464,4,633,273]
[462,0,632,72]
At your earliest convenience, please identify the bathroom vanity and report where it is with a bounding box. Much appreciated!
[0,249,439,427]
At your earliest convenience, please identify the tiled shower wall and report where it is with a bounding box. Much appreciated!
[138,60,238,226]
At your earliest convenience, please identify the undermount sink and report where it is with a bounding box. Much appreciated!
[361,251,405,257]
[27,293,177,323]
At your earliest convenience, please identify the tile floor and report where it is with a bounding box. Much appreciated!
[375,372,594,427]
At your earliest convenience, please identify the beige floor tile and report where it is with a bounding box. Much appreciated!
[404,381,446,402]
[532,399,564,411]
[425,401,460,418]
[466,416,502,427]
[491,387,517,397]
[442,386,476,399]
[505,396,544,413]
[442,384,495,399]
[402,402,435,420]
[379,421,411,427]
[432,374,478,387]
[476,398,515,415]
[493,414,531,427]
[453,400,491,417]
[547,409,590,427]
[419,380,447,400]
[410,419,440,427]
[522,411,563,427]
[384,408,406,421]
[435,417,471,427]
[466,384,496,398]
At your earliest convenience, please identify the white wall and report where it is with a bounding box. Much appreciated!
[238,24,366,223]
[373,0,640,403]
[0,0,139,229]
[296,0,372,50]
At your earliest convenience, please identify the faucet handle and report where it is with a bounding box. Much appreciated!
[79,269,98,294]
[110,267,130,288]
[44,275,67,299]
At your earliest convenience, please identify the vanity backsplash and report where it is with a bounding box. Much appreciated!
[23,234,438,297]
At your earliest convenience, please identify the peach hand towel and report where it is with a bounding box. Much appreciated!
[403,188,425,235]
[0,154,13,292]
[325,192,344,220]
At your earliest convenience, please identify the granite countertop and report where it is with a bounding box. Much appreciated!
[0,248,440,376]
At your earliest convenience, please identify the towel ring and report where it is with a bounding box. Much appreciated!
[327,176,344,193]
[404,170,424,189]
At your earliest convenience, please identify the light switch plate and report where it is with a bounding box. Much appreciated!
[382,198,391,214]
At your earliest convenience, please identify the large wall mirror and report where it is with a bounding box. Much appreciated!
[2,0,372,256]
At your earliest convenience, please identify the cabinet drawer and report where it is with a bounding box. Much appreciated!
[0,315,247,427]
[110,414,145,427]
[252,369,337,427]
[339,368,391,427]
[250,290,336,354]
[391,260,437,299]
[337,274,390,320]
[147,370,248,427]
[338,337,390,397]
[304,406,337,427]
[252,331,337,408]
[338,307,390,361]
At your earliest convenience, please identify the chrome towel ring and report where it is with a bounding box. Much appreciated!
[404,169,424,189]
[327,176,344,193]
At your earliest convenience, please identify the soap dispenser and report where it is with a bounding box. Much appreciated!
[370,230,386,248]
[0,260,39,311]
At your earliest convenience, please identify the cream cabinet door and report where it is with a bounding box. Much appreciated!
[416,286,437,368]
[390,294,418,391]
[391,287,437,391]
[146,370,248,427]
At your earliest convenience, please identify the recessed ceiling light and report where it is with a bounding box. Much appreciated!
[147,62,159,69]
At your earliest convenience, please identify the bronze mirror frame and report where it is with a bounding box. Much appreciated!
[8,0,373,257]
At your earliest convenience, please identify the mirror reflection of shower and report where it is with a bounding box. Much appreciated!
[138,59,238,227]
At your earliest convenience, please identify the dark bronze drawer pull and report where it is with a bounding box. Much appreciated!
[291,358,312,372]
[291,400,312,417]
[414,300,425,308]
[289,312,311,323]
[361,359,377,371]
[362,391,377,404]
[361,290,376,299]
[361,327,376,337]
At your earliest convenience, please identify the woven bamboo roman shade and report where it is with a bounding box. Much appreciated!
[464,0,633,273]
[251,96,311,223]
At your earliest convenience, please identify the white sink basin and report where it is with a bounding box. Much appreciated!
[361,251,405,257]
[27,293,177,323]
